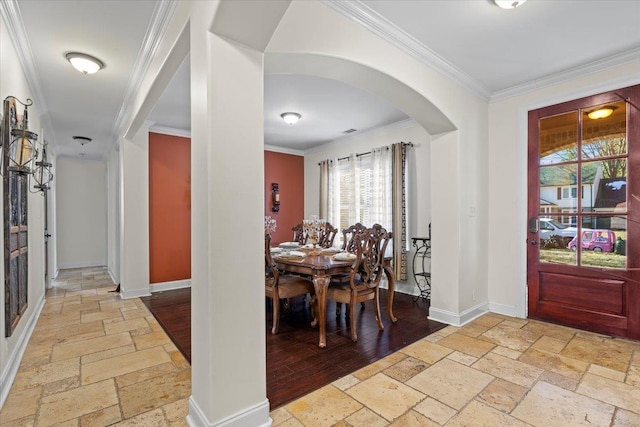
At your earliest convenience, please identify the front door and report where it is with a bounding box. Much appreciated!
[527,84,640,340]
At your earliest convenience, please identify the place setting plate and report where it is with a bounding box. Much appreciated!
[279,242,301,250]
[321,247,342,254]
[275,250,307,260]
[332,252,357,261]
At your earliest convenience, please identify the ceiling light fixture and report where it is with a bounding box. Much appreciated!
[73,136,92,146]
[65,52,104,74]
[587,106,617,120]
[494,0,527,9]
[280,112,302,125]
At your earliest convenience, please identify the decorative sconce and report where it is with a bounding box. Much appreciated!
[33,140,53,192]
[3,97,38,175]
[272,183,280,212]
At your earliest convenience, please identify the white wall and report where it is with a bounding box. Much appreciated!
[487,61,640,318]
[55,156,107,269]
[303,119,431,295]
[0,13,47,409]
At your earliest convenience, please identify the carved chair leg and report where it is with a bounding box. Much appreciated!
[350,298,358,342]
[374,289,384,331]
[271,297,280,335]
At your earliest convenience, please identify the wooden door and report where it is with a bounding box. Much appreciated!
[3,99,29,337]
[527,84,640,339]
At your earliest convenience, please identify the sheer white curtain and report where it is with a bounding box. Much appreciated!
[326,149,392,241]
[369,146,392,230]
[327,156,341,230]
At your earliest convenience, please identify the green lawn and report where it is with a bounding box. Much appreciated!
[540,248,626,269]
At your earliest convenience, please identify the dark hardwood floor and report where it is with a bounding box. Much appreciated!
[141,288,446,409]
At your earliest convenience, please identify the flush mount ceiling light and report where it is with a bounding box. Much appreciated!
[73,136,92,146]
[280,112,302,125]
[587,106,617,120]
[65,52,104,74]
[494,0,527,9]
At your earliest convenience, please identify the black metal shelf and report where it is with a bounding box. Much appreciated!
[411,235,431,301]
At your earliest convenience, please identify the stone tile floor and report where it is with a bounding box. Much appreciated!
[2,267,640,426]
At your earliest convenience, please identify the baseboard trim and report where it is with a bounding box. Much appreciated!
[58,261,106,270]
[119,288,151,299]
[428,302,489,327]
[151,279,191,293]
[489,302,518,318]
[187,397,272,427]
[0,293,46,410]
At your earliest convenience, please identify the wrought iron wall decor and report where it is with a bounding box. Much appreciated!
[3,96,36,337]
[32,140,53,192]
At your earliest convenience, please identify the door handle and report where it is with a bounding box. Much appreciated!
[530,239,538,245]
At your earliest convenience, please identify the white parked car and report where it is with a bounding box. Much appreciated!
[539,218,578,240]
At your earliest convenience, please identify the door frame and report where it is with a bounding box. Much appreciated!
[525,84,639,338]
[515,78,640,320]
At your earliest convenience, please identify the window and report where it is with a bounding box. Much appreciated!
[330,151,392,242]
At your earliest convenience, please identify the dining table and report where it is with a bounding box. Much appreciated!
[273,247,397,348]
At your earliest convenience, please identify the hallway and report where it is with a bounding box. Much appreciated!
[2,267,640,426]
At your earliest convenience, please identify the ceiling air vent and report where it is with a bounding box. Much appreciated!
[343,128,357,134]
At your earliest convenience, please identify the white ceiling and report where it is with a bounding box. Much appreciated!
[13,0,159,159]
[8,0,640,158]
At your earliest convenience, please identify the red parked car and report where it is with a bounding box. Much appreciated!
[568,229,616,252]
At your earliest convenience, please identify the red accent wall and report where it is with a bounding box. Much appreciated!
[264,151,304,245]
[149,132,191,284]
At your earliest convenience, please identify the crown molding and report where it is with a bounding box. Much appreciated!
[264,144,305,156]
[323,1,640,105]
[0,0,56,146]
[110,0,178,152]
[149,125,190,139]
[490,47,640,102]
[322,0,492,102]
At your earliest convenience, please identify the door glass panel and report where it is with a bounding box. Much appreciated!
[581,160,627,213]
[539,215,577,265]
[582,100,627,159]
[540,111,578,164]
[575,216,626,269]
[539,164,578,213]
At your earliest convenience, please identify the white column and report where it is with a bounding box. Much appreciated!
[188,17,270,427]
[428,132,462,324]
[118,124,150,299]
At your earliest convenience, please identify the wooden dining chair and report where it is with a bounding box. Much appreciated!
[326,224,392,342]
[318,222,338,248]
[291,223,307,245]
[334,222,367,316]
[265,231,315,334]
[341,222,367,252]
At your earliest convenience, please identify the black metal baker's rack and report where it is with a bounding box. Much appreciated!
[411,224,431,301]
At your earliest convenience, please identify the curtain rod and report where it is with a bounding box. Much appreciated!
[318,142,413,165]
